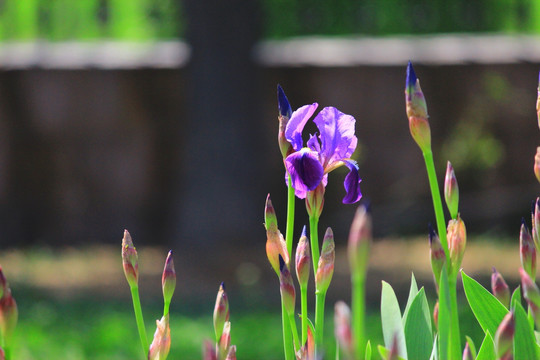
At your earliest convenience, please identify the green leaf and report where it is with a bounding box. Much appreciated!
[378,345,407,360]
[365,340,372,360]
[403,273,419,323]
[510,286,521,307]
[512,299,539,359]
[403,287,433,360]
[438,267,450,360]
[429,335,438,360]
[476,331,495,360]
[464,335,477,359]
[461,271,508,336]
[381,281,408,359]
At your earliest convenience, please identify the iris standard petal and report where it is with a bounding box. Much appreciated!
[342,160,362,204]
[285,103,318,151]
[285,149,324,199]
[313,107,357,167]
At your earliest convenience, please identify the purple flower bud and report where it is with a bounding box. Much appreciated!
[162,250,176,310]
[148,314,171,360]
[334,301,353,358]
[277,85,294,158]
[519,267,540,328]
[491,267,510,308]
[265,195,289,276]
[213,282,229,342]
[444,161,459,219]
[121,230,138,287]
[429,224,445,291]
[519,219,536,280]
[279,255,296,316]
[295,226,311,288]
[316,228,335,293]
[494,311,514,360]
[447,216,466,276]
[348,204,371,277]
[405,62,431,152]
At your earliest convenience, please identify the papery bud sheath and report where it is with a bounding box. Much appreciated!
[162,250,176,312]
[265,194,289,276]
[447,216,466,276]
[520,219,536,280]
[316,228,335,293]
[148,315,171,360]
[122,230,139,287]
[213,282,229,342]
[491,267,510,308]
[444,161,459,219]
[519,267,540,327]
[279,255,296,316]
[405,62,431,152]
[494,311,514,360]
[295,226,311,289]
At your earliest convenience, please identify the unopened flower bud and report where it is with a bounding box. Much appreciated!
[279,255,296,316]
[278,85,293,159]
[148,314,171,360]
[533,198,540,250]
[334,301,353,359]
[444,161,459,219]
[295,226,311,289]
[225,345,237,360]
[447,215,466,276]
[535,147,540,184]
[491,267,510,308]
[0,267,7,301]
[203,340,217,360]
[405,62,431,153]
[519,267,540,328]
[316,228,335,293]
[429,224,445,290]
[265,194,289,276]
[306,182,325,219]
[348,204,371,277]
[213,282,229,342]
[0,288,17,345]
[536,71,540,130]
[433,301,439,331]
[162,250,176,312]
[462,343,474,360]
[121,230,138,287]
[219,321,231,358]
[520,219,536,280]
[494,311,514,360]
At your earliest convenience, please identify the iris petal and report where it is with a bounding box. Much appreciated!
[285,149,324,199]
[313,107,357,168]
[342,160,362,204]
[285,103,318,151]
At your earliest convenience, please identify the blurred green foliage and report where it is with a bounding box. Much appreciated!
[1,0,540,41]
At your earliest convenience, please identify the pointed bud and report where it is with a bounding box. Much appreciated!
[225,345,237,360]
[536,71,540,130]
[213,282,229,342]
[447,215,466,275]
[162,250,176,311]
[219,321,231,359]
[534,147,540,184]
[520,219,536,280]
[148,314,171,360]
[491,267,510,308]
[278,85,294,158]
[265,195,289,276]
[203,340,217,360]
[316,228,335,293]
[348,204,371,277]
[306,182,325,219]
[433,301,439,331]
[462,343,474,360]
[533,198,540,250]
[494,311,514,360]
[405,62,431,152]
[0,267,7,301]
[306,325,315,360]
[334,301,353,359]
[429,224,445,290]
[279,255,296,316]
[121,230,139,287]
[295,226,311,289]
[519,267,540,328]
[0,288,17,345]
[444,161,459,219]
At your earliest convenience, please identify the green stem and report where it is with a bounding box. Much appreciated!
[315,290,326,357]
[448,275,461,359]
[130,285,149,357]
[286,176,295,256]
[163,299,170,318]
[352,272,366,359]
[300,284,308,346]
[281,299,295,360]
[309,215,320,276]
[422,150,450,263]
[288,311,301,352]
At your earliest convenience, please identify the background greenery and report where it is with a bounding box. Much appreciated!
[2,0,540,41]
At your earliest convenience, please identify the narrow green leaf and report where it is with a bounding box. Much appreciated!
[476,331,495,360]
[381,281,408,359]
[403,273,419,323]
[464,335,477,359]
[513,299,539,359]
[461,271,508,335]
[438,267,450,360]
[365,340,372,360]
[429,335,438,360]
[510,286,521,307]
[377,345,407,360]
[403,288,433,360]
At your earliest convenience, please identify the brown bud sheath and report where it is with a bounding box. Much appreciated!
[316,227,335,293]
[265,195,289,276]
[447,216,466,276]
[213,282,229,342]
[279,255,296,316]
[121,230,139,287]
[491,267,510,308]
[295,226,311,289]
[519,219,536,280]
[148,314,171,360]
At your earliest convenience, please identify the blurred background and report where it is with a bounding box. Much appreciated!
[1,0,540,358]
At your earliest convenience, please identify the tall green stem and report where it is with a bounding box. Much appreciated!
[300,284,308,346]
[130,285,148,357]
[352,272,366,359]
[309,215,320,275]
[286,176,295,256]
[288,311,301,351]
[448,275,461,358]
[281,301,294,360]
[315,290,326,356]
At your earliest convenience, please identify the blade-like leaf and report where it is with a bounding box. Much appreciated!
[429,335,438,360]
[438,267,450,360]
[510,286,521,307]
[513,299,539,359]
[403,273,419,323]
[365,340,372,360]
[464,335,477,359]
[475,331,495,360]
[462,271,508,336]
[381,281,408,359]
[403,287,433,360]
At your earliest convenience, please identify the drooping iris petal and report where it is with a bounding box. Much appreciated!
[285,103,318,151]
[342,160,362,204]
[313,107,357,168]
[285,148,324,199]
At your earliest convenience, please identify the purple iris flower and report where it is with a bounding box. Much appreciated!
[284,103,362,204]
